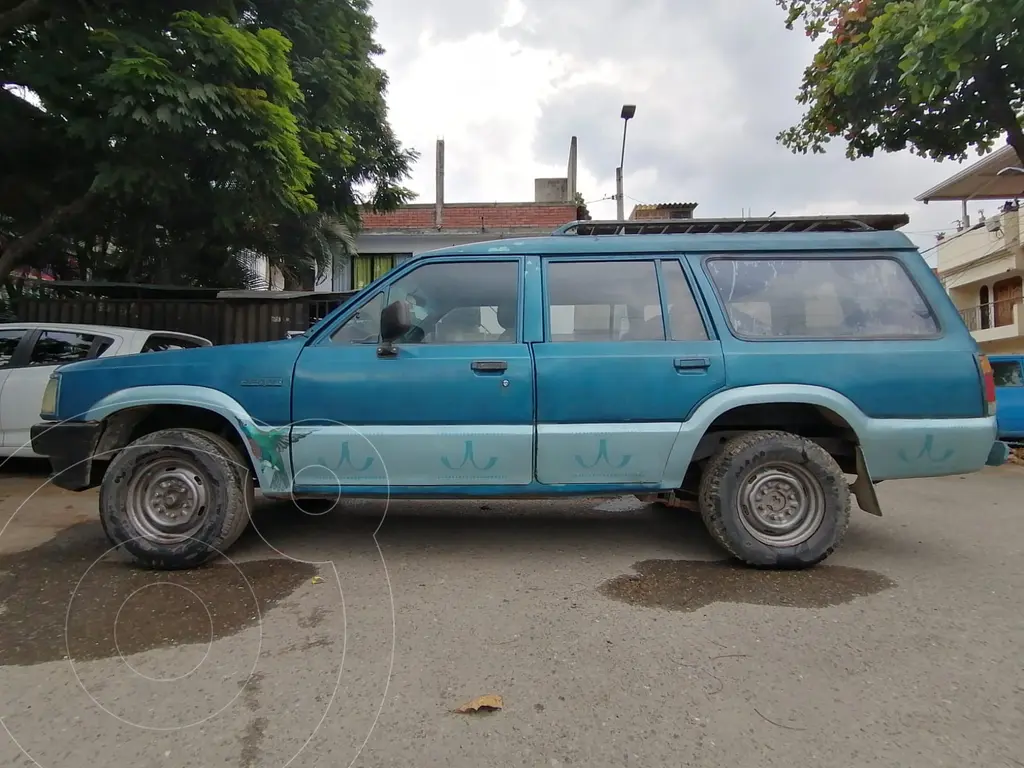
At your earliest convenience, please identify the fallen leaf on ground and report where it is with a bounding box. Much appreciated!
[310,576,324,585]
[454,694,503,713]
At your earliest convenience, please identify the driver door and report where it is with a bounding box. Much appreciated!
[289,257,534,488]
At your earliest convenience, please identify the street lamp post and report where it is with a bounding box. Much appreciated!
[616,104,636,221]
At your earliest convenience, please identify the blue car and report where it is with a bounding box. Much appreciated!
[29,215,1008,570]
[989,355,1024,441]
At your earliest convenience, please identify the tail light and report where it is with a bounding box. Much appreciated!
[977,353,996,416]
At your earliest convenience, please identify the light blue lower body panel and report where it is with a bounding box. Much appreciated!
[289,425,534,487]
[535,422,682,485]
[857,417,999,480]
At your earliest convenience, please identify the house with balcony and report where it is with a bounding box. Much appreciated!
[916,145,1024,354]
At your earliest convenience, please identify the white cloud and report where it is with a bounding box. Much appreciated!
[369,0,1015,257]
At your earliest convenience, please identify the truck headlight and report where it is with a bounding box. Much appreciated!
[40,375,60,420]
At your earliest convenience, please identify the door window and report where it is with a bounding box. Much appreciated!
[993,360,1024,387]
[28,331,98,366]
[546,260,664,342]
[330,291,385,344]
[661,260,709,341]
[384,260,520,344]
[0,328,26,367]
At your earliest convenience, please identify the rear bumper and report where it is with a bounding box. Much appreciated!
[987,440,1010,467]
[30,421,103,491]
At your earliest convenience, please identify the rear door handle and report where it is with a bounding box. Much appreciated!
[471,360,507,373]
[673,356,711,371]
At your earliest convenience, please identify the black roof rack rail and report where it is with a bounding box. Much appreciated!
[552,214,910,236]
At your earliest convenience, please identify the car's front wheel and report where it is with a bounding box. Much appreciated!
[99,428,254,569]
[698,430,850,569]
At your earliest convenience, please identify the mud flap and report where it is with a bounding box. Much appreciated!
[850,446,883,517]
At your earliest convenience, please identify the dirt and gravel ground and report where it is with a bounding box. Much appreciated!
[0,458,1021,768]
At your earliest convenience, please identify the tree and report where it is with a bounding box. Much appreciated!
[775,0,1024,169]
[0,0,415,290]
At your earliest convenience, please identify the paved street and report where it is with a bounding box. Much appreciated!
[0,459,1021,768]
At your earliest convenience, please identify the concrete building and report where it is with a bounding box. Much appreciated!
[916,145,1024,354]
[313,137,582,292]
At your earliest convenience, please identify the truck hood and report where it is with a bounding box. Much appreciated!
[53,337,305,423]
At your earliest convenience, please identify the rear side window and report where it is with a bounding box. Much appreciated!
[546,260,665,342]
[992,360,1023,387]
[705,257,938,339]
[141,335,206,353]
[28,331,99,366]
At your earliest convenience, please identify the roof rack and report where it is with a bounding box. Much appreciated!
[552,214,910,236]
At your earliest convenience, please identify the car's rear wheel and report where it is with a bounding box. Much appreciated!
[99,427,254,569]
[698,430,850,569]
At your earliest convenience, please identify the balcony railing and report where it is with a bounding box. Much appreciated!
[959,297,1023,331]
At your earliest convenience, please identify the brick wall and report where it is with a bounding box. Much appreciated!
[361,203,578,231]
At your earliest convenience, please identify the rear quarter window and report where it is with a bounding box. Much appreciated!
[141,335,207,353]
[704,257,939,339]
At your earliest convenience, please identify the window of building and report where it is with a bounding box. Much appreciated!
[546,260,665,342]
[351,254,407,291]
[992,360,1024,387]
[0,328,26,367]
[705,257,939,339]
[383,260,520,344]
[661,260,709,341]
[28,331,100,366]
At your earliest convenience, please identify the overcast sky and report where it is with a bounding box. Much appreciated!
[364,0,1024,262]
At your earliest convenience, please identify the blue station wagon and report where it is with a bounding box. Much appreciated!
[30,215,1008,570]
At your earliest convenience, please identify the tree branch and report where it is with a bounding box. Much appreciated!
[0,187,99,285]
[0,0,49,36]
[979,58,1024,167]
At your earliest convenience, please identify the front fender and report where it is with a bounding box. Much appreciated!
[86,385,291,492]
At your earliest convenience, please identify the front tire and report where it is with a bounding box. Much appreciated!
[99,428,254,570]
[698,430,850,569]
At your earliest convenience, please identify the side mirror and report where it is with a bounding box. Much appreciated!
[380,300,411,342]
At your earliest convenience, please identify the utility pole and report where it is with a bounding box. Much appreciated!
[616,104,636,221]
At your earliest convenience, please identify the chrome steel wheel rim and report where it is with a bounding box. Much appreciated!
[125,457,209,544]
[737,461,826,547]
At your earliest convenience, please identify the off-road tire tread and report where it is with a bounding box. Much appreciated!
[99,427,253,570]
[177,428,255,545]
[698,430,851,569]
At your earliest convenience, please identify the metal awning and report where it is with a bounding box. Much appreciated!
[915,145,1024,202]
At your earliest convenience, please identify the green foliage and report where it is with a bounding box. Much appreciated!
[0,0,415,290]
[775,0,1024,166]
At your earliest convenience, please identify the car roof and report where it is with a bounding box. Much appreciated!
[411,229,917,262]
[0,321,209,343]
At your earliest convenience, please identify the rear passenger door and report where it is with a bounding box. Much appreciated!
[533,256,726,485]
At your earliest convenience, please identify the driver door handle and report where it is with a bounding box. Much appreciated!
[471,360,507,373]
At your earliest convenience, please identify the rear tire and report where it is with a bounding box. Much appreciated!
[99,428,254,570]
[698,430,850,569]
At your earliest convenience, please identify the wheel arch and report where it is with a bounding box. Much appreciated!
[661,385,870,490]
[88,386,264,488]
